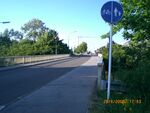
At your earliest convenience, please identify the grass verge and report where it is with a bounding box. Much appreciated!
[89,90,150,113]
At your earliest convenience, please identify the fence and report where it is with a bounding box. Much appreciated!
[97,56,125,92]
[97,54,106,92]
[0,54,69,67]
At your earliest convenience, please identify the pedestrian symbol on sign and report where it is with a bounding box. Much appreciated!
[114,7,122,17]
[101,1,123,24]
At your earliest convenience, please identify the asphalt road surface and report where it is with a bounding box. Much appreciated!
[0,56,90,107]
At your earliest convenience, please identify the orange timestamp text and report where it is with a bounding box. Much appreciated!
[103,99,142,104]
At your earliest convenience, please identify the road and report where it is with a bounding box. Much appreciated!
[0,56,90,107]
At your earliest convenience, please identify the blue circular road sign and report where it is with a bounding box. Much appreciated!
[101,1,123,24]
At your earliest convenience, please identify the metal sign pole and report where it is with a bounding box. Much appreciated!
[107,24,113,99]
[107,0,113,99]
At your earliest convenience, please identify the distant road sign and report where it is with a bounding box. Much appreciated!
[101,1,123,24]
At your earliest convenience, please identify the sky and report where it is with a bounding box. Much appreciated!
[0,0,126,52]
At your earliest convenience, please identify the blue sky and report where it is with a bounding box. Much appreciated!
[0,0,126,52]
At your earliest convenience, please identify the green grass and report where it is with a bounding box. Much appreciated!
[89,90,149,113]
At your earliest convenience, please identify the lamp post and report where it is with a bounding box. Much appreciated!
[0,21,10,24]
[55,36,58,55]
[68,31,77,49]
[0,21,10,36]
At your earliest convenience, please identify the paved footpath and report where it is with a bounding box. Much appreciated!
[1,56,98,113]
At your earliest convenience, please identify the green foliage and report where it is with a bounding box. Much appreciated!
[98,43,126,73]
[100,25,123,39]
[115,62,150,94]
[114,62,150,113]
[120,0,150,41]
[21,18,48,41]
[74,42,87,54]
[9,29,23,40]
[0,19,70,57]
[0,30,11,56]
[35,32,54,54]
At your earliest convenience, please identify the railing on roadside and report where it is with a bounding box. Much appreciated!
[97,53,107,93]
[97,55,125,93]
[0,54,70,67]
[97,61,105,92]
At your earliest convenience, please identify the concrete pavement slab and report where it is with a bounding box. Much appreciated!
[1,56,98,113]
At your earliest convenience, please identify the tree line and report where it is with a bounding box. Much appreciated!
[0,19,70,57]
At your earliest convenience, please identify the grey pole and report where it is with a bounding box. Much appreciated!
[107,24,113,99]
[0,21,10,24]
[68,31,77,49]
[107,1,113,99]
[55,37,57,55]
[78,36,79,46]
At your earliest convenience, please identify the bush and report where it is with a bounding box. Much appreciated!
[115,62,150,94]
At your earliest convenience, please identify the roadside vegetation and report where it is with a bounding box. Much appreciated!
[0,19,70,57]
[74,42,88,54]
[90,0,150,113]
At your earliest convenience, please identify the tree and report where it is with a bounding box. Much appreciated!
[0,29,12,56]
[34,32,54,55]
[56,39,70,54]
[74,42,87,54]
[21,18,47,41]
[9,29,23,40]
[34,29,70,55]
[0,29,11,46]
[98,43,126,73]
[17,39,34,55]
[119,0,150,65]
